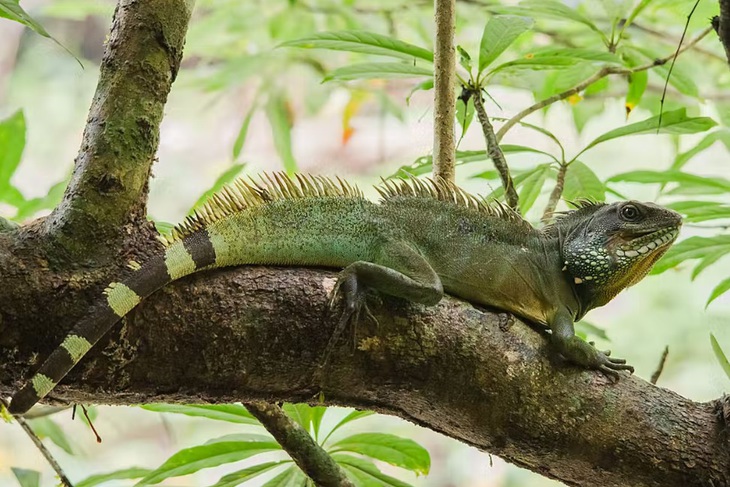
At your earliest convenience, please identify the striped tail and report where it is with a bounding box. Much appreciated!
[8,230,217,415]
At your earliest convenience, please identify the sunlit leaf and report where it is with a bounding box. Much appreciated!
[322,409,375,445]
[651,236,730,274]
[261,465,307,486]
[489,56,582,75]
[233,106,256,160]
[563,161,605,201]
[671,130,730,171]
[528,47,621,64]
[517,164,550,213]
[607,170,730,193]
[624,69,647,118]
[334,454,412,487]
[707,277,730,307]
[691,250,727,280]
[190,164,247,212]
[210,462,292,487]
[456,96,475,141]
[499,0,606,41]
[324,62,433,81]
[77,468,152,487]
[666,201,730,223]
[11,468,39,487]
[138,439,281,485]
[478,15,534,72]
[710,334,730,379]
[331,433,430,475]
[141,403,258,425]
[580,109,716,154]
[280,31,433,62]
[29,416,73,455]
[0,110,25,195]
[266,94,297,174]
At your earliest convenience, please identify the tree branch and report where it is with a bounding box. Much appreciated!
[432,0,456,182]
[472,89,519,210]
[245,402,355,487]
[541,162,567,224]
[496,26,713,142]
[1,262,727,487]
[43,0,194,259]
[715,0,730,65]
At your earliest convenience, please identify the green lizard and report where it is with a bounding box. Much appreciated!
[8,173,681,415]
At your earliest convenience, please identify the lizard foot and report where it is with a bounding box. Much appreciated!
[322,271,377,368]
[558,336,634,382]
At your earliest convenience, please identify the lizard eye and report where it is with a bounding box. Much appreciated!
[620,204,640,221]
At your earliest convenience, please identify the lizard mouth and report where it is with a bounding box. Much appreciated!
[615,225,680,257]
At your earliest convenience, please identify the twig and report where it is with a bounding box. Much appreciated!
[715,0,730,65]
[245,402,356,487]
[1,398,74,487]
[650,346,669,385]
[628,21,725,62]
[432,0,457,182]
[472,88,519,210]
[495,26,713,142]
[542,163,567,224]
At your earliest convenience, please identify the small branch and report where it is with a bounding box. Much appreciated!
[715,0,730,65]
[496,26,713,142]
[432,0,457,182]
[245,402,355,487]
[44,0,195,259]
[472,88,519,210]
[1,398,74,487]
[650,346,669,385]
[541,163,567,224]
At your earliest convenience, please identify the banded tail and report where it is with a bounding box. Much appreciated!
[8,231,218,414]
[8,174,365,415]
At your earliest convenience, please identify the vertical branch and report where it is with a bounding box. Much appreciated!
[245,402,355,487]
[541,163,567,224]
[714,1,730,65]
[432,0,456,182]
[472,89,519,210]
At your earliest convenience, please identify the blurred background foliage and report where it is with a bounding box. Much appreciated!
[0,0,729,485]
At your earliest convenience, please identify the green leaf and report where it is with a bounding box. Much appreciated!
[500,1,605,41]
[518,164,550,213]
[500,144,557,160]
[210,462,292,487]
[76,468,152,487]
[261,465,307,487]
[710,333,730,379]
[0,110,25,194]
[406,79,434,105]
[310,406,327,441]
[140,404,259,425]
[190,164,247,212]
[138,439,282,485]
[651,236,730,275]
[671,130,730,171]
[14,179,66,220]
[266,94,297,174]
[563,161,605,201]
[324,62,433,81]
[232,106,256,160]
[334,454,412,487]
[580,109,716,155]
[528,47,621,64]
[625,69,647,117]
[488,164,551,201]
[691,250,727,280]
[665,201,730,223]
[322,409,375,445]
[575,320,609,341]
[282,403,318,431]
[489,56,582,76]
[607,170,730,193]
[707,277,730,307]
[331,433,430,475]
[11,468,40,487]
[456,45,472,71]
[478,15,534,72]
[456,96,475,141]
[280,31,434,62]
[28,416,73,455]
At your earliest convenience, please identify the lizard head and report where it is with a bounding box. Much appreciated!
[560,200,682,306]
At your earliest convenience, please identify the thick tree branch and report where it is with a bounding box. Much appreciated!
[44,0,193,259]
[542,162,567,224]
[432,0,456,182]
[245,402,355,487]
[0,259,727,487]
[715,1,730,65]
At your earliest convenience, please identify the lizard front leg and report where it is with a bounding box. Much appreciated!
[550,309,634,380]
[323,241,443,366]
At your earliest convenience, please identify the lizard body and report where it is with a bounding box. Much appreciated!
[8,174,681,414]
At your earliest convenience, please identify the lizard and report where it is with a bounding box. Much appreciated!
[8,173,682,415]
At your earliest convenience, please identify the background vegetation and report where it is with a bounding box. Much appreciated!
[0,0,729,485]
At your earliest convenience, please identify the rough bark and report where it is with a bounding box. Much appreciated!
[715,1,730,65]
[43,0,193,261]
[432,0,456,182]
[0,246,727,487]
